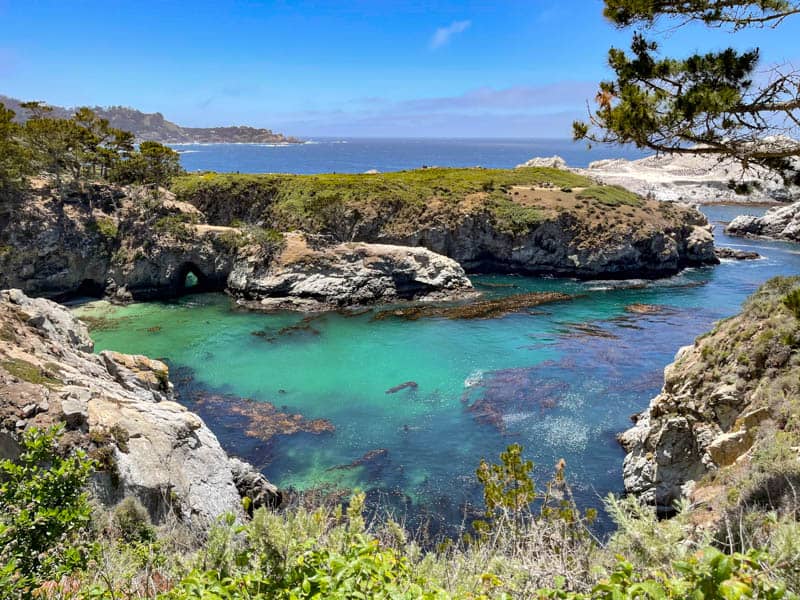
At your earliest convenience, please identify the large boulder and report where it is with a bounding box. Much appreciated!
[0,289,279,525]
[726,201,800,242]
[228,232,475,310]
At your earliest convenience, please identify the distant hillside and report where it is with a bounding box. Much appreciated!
[0,95,301,144]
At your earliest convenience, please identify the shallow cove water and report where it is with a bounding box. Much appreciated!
[74,205,800,532]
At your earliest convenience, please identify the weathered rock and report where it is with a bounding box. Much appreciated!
[516,156,568,170]
[726,201,800,242]
[229,232,475,310]
[620,277,800,510]
[520,145,799,204]
[0,289,280,525]
[229,457,281,512]
[714,247,762,260]
[0,184,244,301]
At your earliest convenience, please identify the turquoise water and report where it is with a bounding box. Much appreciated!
[74,205,800,531]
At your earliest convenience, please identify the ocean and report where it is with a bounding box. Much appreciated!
[172,138,649,174]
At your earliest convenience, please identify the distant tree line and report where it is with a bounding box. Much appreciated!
[0,100,183,196]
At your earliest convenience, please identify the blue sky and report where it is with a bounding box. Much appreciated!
[1,0,799,137]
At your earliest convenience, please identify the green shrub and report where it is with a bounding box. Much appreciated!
[88,216,119,240]
[154,213,199,241]
[0,426,95,596]
[0,357,62,386]
[112,497,155,543]
[783,288,800,319]
[575,185,642,206]
[539,548,794,599]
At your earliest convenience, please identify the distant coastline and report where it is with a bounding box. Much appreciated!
[0,93,301,145]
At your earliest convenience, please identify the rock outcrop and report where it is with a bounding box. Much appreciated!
[229,232,475,310]
[0,183,250,301]
[178,171,719,279]
[714,247,762,261]
[726,202,800,242]
[2,176,719,307]
[619,277,800,512]
[0,288,279,524]
[518,149,800,204]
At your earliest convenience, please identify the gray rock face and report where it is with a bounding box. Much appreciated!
[0,289,279,525]
[0,185,240,301]
[714,247,762,261]
[726,202,800,242]
[228,232,475,310]
[516,156,568,170]
[619,278,799,509]
[382,213,717,278]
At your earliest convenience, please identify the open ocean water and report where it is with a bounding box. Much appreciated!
[172,138,649,174]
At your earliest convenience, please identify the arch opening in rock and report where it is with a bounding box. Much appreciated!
[75,279,105,298]
[176,263,209,295]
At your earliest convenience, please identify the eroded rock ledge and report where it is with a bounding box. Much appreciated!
[0,176,718,309]
[618,277,800,516]
[0,288,279,524]
[726,201,800,242]
[229,232,475,311]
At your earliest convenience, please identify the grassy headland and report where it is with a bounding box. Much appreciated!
[172,167,644,236]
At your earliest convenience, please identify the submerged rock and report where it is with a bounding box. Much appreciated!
[386,381,418,394]
[372,291,573,321]
[229,232,475,310]
[190,393,335,442]
[0,289,279,525]
[726,202,800,242]
[714,247,762,260]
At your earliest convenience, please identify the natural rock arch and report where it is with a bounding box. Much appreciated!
[175,262,210,295]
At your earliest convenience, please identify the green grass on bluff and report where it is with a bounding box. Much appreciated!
[173,167,646,235]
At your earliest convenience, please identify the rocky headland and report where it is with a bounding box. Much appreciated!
[173,168,718,280]
[0,168,719,311]
[519,151,800,204]
[0,181,473,309]
[0,288,279,524]
[618,276,800,525]
[0,94,301,144]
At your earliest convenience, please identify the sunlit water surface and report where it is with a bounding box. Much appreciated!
[74,205,800,532]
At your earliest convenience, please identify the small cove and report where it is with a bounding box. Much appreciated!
[74,205,800,532]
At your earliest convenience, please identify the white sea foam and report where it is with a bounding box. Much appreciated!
[464,370,484,388]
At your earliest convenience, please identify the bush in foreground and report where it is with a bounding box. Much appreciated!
[2,428,799,598]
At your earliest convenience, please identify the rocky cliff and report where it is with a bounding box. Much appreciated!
[619,277,800,522]
[726,201,800,242]
[173,168,718,278]
[0,288,279,524]
[0,182,471,308]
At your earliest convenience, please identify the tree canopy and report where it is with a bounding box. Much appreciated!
[575,0,800,178]
[0,101,183,194]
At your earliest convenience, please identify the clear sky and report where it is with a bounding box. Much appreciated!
[1,0,799,138]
